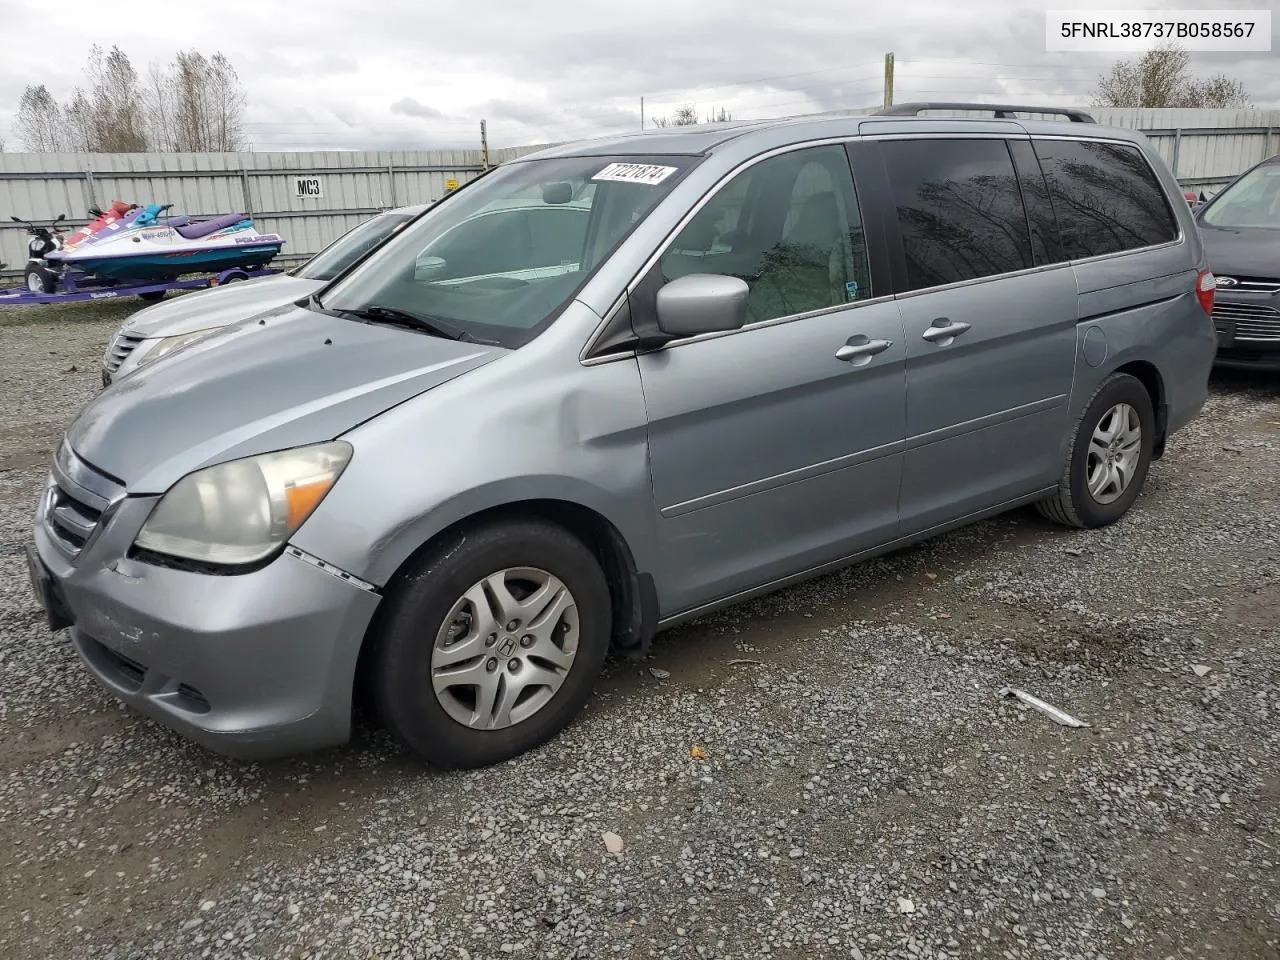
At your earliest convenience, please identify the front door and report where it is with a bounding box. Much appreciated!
[865,136,1080,534]
[633,143,907,615]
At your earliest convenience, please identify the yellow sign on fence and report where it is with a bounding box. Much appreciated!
[445,178,460,191]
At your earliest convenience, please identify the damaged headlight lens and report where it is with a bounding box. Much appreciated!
[134,442,352,566]
[134,328,220,369]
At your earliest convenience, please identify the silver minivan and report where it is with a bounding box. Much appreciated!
[27,104,1218,769]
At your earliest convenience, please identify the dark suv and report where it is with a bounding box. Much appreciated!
[1194,153,1280,371]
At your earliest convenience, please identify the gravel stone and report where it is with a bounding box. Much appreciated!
[1,301,1278,960]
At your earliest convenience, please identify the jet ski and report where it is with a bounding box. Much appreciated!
[46,200,285,283]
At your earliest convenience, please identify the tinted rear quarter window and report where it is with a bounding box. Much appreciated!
[880,138,1034,291]
[1032,139,1179,259]
[1006,139,1063,266]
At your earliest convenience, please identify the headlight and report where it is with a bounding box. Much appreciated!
[134,442,352,566]
[134,328,219,369]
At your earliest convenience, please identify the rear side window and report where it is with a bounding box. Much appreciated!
[880,138,1034,292]
[1032,139,1179,259]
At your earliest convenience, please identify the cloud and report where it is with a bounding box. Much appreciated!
[0,0,1275,155]
[390,97,446,121]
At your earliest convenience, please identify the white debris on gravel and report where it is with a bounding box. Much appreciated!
[1,304,1278,960]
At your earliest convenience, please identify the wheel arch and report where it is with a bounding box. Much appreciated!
[1111,359,1167,459]
[351,497,660,722]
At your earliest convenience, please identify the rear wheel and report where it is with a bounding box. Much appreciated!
[1037,372,1155,528]
[372,518,612,769]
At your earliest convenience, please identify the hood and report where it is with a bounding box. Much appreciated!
[68,304,506,493]
[121,274,321,338]
[1197,221,1280,280]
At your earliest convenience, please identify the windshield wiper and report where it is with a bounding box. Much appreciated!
[335,304,483,343]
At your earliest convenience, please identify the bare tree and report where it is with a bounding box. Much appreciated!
[16,84,67,151]
[651,103,727,128]
[1182,74,1250,108]
[13,44,247,153]
[1093,42,1250,108]
[59,45,149,151]
[144,50,247,151]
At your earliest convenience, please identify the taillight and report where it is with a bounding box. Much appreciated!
[1196,268,1215,315]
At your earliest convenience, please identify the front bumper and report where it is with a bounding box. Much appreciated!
[29,462,381,761]
[1212,290,1280,371]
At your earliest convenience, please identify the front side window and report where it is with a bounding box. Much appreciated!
[880,138,1034,292]
[295,212,415,281]
[1200,162,1280,230]
[1033,138,1179,258]
[660,144,872,324]
[318,155,697,348]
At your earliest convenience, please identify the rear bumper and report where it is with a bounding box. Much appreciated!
[29,486,381,761]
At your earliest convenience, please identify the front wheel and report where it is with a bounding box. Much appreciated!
[1037,372,1156,529]
[372,518,613,769]
[24,264,56,294]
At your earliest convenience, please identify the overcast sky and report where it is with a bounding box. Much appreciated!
[0,0,1275,152]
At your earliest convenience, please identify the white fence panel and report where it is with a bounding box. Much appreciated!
[0,146,544,276]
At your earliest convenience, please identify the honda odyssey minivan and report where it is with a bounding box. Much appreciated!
[27,103,1218,769]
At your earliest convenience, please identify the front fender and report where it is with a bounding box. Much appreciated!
[359,475,657,588]
[287,327,659,591]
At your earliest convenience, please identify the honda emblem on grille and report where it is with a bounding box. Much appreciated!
[1215,277,1238,287]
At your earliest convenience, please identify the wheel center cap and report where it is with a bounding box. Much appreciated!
[497,635,518,658]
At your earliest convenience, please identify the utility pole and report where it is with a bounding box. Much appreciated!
[883,52,894,108]
[480,119,491,169]
[640,96,645,129]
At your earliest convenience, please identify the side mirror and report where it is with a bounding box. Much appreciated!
[655,274,749,339]
[415,255,448,282]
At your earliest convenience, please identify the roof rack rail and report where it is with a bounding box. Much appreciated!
[871,102,1096,123]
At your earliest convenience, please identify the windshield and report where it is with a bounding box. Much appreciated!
[294,212,416,281]
[1201,163,1280,230]
[317,154,698,348]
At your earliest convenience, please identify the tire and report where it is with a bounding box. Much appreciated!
[1037,372,1156,529]
[372,518,612,769]
[24,264,55,294]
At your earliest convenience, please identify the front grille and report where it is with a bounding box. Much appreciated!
[1215,276,1280,294]
[42,443,124,559]
[103,332,144,373]
[1214,301,1280,342]
[45,485,104,552]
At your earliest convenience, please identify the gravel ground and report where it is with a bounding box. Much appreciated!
[1,301,1278,960]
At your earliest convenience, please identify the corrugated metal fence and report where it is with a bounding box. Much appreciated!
[1091,108,1280,192]
[3,107,1279,278]
[0,145,546,277]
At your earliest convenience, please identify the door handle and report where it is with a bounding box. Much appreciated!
[835,337,893,362]
[921,318,971,343]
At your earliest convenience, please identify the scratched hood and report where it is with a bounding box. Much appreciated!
[67,303,506,493]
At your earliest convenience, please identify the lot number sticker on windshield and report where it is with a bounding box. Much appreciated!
[592,162,678,185]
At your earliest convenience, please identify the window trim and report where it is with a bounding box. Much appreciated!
[580,137,893,364]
